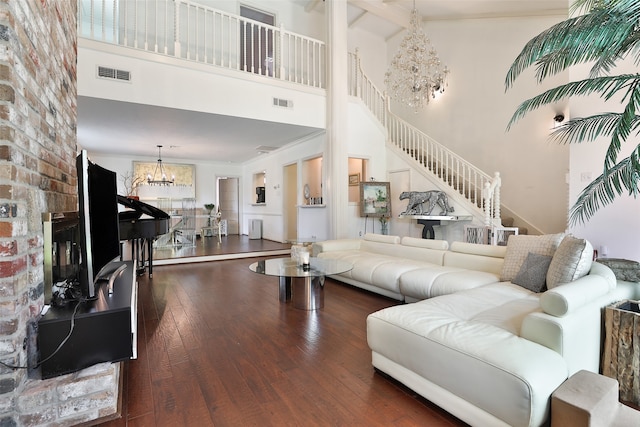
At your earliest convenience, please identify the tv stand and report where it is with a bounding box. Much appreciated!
[37,260,138,379]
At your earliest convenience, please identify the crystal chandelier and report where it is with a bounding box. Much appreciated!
[147,145,175,185]
[385,3,449,111]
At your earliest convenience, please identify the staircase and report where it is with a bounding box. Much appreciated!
[348,51,503,230]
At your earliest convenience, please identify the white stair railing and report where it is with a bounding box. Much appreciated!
[348,51,502,226]
[78,0,326,89]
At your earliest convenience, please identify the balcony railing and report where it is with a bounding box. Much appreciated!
[78,0,326,89]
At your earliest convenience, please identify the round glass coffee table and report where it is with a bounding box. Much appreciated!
[249,257,352,310]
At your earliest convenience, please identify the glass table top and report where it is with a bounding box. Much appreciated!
[249,257,352,278]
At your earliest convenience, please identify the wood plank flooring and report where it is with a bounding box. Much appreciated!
[98,253,468,426]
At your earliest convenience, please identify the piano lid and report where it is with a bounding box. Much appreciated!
[117,195,170,219]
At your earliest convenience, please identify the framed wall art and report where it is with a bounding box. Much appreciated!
[349,173,360,186]
[133,160,196,198]
[359,181,391,217]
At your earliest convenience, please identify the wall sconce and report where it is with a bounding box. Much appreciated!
[553,113,565,128]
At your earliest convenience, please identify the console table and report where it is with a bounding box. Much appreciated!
[399,214,473,239]
[37,260,138,379]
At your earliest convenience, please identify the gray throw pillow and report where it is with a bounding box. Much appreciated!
[512,252,553,292]
[546,234,593,289]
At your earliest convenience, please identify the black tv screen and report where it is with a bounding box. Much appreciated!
[76,150,121,298]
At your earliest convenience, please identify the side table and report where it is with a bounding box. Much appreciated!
[602,299,640,406]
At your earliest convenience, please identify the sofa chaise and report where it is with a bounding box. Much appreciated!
[313,233,638,427]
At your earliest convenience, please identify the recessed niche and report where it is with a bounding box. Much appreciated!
[302,157,322,205]
[253,171,266,204]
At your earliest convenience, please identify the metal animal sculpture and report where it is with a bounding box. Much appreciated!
[399,191,455,216]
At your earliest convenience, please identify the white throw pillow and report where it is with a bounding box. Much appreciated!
[500,233,564,282]
[546,235,593,289]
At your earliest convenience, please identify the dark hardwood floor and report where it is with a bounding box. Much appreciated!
[98,240,468,426]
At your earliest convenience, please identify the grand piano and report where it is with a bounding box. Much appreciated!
[118,195,170,278]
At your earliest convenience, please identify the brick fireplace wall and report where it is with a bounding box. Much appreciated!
[0,1,121,425]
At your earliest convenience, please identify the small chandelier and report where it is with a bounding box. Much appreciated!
[385,2,449,111]
[147,145,175,186]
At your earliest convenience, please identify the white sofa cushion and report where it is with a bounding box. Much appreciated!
[401,236,449,250]
[311,238,361,256]
[367,283,569,427]
[400,267,500,300]
[364,233,401,244]
[398,265,463,300]
[501,234,564,282]
[445,241,506,275]
[540,266,614,317]
[546,235,593,289]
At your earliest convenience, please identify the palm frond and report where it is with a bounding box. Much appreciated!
[505,1,640,89]
[507,0,640,224]
[507,74,640,129]
[570,153,640,225]
[602,80,640,169]
[549,113,629,144]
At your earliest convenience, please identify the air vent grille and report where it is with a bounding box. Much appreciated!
[272,97,293,108]
[97,66,131,82]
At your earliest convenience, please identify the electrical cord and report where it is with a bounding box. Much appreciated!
[0,298,86,370]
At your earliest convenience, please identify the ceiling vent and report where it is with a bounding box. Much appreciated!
[256,145,278,154]
[272,97,293,109]
[97,66,131,82]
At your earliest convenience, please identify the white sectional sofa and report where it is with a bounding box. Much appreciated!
[313,233,638,427]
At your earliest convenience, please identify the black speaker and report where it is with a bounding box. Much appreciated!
[256,186,265,203]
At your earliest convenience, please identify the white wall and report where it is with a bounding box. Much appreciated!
[348,26,387,90]
[242,133,325,240]
[386,15,570,234]
[568,58,640,261]
[78,41,326,130]
[346,100,389,238]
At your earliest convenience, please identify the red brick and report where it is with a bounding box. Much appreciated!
[0,257,26,278]
[0,222,12,238]
[0,318,18,335]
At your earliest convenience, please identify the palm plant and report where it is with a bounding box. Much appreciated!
[505,0,640,225]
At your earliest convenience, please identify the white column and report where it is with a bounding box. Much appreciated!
[325,0,349,239]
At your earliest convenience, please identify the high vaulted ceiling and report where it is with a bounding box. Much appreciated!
[77,0,569,164]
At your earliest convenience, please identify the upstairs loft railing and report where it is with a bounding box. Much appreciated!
[348,51,502,227]
[78,0,326,89]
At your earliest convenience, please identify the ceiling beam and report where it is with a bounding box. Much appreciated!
[305,0,322,13]
[348,10,368,28]
[348,0,410,29]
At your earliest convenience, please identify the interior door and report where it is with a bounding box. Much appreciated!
[240,5,275,76]
[218,177,239,235]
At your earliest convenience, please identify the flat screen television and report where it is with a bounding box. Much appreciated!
[76,150,122,298]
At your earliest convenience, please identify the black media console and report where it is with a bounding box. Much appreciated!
[37,260,138,379]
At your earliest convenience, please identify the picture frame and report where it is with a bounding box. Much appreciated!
[349,173,360,186]
[359,181,391,218]
[133,160,196,198]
